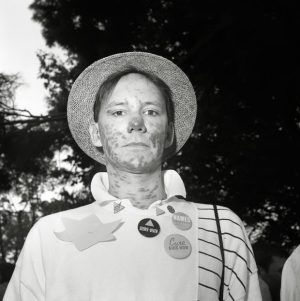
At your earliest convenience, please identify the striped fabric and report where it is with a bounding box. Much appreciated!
[196,204,258,301]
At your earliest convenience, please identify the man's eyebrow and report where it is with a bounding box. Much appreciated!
[106,100,128,107]
[143,101,164,107]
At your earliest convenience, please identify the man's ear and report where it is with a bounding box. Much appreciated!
[165,122,175,149]
[89,123,103,147]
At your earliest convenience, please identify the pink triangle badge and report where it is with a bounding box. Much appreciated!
[113,202,125,214]
[155,207,165,216]
[145,219,154,227]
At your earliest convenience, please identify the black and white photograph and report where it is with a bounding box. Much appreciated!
[0,1,299,300]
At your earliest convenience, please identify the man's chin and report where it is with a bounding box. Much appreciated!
[115,158,161,174]
[123,163,159,174]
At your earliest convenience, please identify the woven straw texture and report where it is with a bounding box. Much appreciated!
[67,52,197,165]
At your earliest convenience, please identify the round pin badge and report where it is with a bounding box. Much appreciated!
[138,218,160,238]
[167,205,175,213]
[164,234,192,259]
[172,212,192,231]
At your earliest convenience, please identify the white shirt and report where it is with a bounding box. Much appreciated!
[4,170,261,301]
[281,245,300,301]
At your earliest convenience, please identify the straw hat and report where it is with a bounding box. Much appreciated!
[67,52,197,165]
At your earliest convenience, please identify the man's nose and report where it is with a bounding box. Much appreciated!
[127,116,147,133]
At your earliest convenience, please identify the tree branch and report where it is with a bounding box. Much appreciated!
[0,114,66,126]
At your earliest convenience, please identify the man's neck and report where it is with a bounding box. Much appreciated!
[106,164,167,209]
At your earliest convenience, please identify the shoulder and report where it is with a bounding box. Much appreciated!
[289,245,300,262]
[19,203,97,259]
[39,202,94,221]
[193,202,244,228]
[195,203,252,253]
[192,201,250,247]
[285,245,300,274]
[193,202,257,271]
[193,202,260,299]
[28,203,96,236]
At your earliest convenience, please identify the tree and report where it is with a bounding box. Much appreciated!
[0,73,33,263]
[2,0,299,254]
[0,69,97,262]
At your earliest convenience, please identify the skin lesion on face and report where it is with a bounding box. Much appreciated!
[89,73,174,208]
[91,75,172,174]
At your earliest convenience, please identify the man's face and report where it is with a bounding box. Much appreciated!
[91,73,173,173]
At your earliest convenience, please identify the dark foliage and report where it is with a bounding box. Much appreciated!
[1,0,299,262]
[29,0,300,249]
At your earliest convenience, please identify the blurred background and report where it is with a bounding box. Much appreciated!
[0,0,299,283]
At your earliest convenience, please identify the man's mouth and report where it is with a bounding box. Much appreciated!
[123,142,149,147]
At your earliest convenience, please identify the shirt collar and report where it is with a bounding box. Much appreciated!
[91,169,186,206]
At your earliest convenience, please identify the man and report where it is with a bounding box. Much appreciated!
[253,243,288,301]
[281,245,300,301]
[4,52,262,300]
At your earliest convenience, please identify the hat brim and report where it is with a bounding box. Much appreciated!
[67,52,197,165]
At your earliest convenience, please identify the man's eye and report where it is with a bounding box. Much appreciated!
[112,111,125,117]
[144,110,158,116]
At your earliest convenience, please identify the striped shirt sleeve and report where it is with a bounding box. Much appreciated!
[195,204,262,301]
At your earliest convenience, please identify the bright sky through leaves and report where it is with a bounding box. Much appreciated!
[0,0,64,115]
